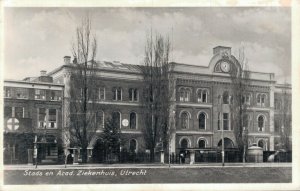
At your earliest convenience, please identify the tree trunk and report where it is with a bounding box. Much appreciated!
[150,147,155,162]
[81,148,88,163]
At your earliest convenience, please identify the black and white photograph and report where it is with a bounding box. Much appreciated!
[1,0,300,190]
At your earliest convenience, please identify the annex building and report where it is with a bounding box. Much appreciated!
[3,46,291,164]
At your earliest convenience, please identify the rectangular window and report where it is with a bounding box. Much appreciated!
[99,87,105,100]
[35,89,46,100]
[15,88,29,99]
[80,88,89,99]
[38,108,47,128]
[4,87,11,98]
[4,106,12,118]
[223,113,229,130]
[48,109,57,128]
[96,111,104,128]
[50,91,62,101]
[117,88,122,100]
[15,107,24,119]
[129,88,138,102]
[133,89,138,101]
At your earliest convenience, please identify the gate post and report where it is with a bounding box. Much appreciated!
[190,150,195,165]
[160,150,164,164]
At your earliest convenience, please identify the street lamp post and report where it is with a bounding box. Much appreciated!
[34,135,38,168]
[220,95,225,167]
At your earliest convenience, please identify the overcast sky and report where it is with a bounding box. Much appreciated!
[4,7,291,83]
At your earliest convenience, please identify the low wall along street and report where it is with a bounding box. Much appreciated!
[4,167,291,184]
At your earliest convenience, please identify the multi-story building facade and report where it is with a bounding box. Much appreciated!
[3,71,64,164]
[3,46,292,164]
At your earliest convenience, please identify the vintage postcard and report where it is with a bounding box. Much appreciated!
[1,0,299,191]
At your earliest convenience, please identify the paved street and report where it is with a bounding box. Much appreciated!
[4,162,292,170]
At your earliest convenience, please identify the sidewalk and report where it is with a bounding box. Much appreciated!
[3,162,292,170]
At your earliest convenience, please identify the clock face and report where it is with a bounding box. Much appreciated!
[220,61,231,73]
[122,119,129,127]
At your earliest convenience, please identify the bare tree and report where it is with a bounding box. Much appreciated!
[277,85,292,151]
[140,33,172,162]
[66,16,99,163]
[229,47,250,163]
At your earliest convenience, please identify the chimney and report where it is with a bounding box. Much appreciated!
[40,70,47,76]
[64,56,71,65]
[213,46,231,56]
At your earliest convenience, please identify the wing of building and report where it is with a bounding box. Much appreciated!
[3,46,292,164]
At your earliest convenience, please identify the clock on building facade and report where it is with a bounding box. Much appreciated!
[220,61,231,73]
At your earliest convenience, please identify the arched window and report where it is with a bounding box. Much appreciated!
[223,91,229,104]
[197,89,209,103]
[202,90,207,103]
[179,87,191,102]
[197,89,202,102]
[198,139,206,148]
[129,139,137,153]
[257,93,267,107]
[129,112,137,129]
[258,115,264,131]
[218,138,234,149]
[261,94,266,106]
[112,112,121,128]
[181,112,189,129]
[198,113,206,129]
[258,139,266,150]
[242,93,251,105]
[180,138,189,149]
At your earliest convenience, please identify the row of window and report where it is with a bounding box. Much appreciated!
[80,87,138,102]
[4,106,58,130]
[38,108,58,129]
[178,87,268,107]
[87,111,138,130]
[4,87,62,101]
[180,111,267,132]
[4,105,139,130]
[179,137,268,150]
[179,88,209,103]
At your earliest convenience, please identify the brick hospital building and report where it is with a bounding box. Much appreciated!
[3,46,291,164]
